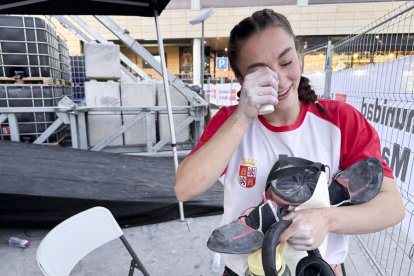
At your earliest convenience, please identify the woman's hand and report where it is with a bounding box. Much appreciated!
[236,66,279,122]
[279,208,330,251]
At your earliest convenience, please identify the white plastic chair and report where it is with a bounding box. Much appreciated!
[36,206,149,276]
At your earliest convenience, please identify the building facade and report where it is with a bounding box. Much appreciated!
[55,0,410,84]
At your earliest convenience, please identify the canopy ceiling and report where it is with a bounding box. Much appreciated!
[0,0,171,16]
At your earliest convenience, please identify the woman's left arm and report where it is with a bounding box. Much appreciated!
[279,177,405,251]
[326,176,404,234]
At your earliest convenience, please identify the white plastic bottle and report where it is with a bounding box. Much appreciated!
[8,237,30,248]
[211,253,221,273]
[258,104,274,115]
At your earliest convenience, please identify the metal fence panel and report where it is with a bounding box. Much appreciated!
[304,2,414,275]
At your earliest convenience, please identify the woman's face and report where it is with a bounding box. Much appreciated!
[235,26,302,112]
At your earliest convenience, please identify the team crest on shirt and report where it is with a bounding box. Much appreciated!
[239,158,257,188]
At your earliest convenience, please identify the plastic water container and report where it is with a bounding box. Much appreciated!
[8,237,30,248]
[211,253,221,273]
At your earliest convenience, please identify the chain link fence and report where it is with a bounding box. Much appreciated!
[303,1,414,275]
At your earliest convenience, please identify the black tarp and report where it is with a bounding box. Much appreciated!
[0,140,223,228]
[0,0,171,16]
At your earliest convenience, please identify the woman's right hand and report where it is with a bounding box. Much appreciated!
[236,66,279,122]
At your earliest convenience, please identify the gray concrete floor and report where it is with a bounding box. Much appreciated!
[0,215,378,276]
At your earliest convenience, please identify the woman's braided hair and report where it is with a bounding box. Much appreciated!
[298,76,327,114]
[228,9,327,114]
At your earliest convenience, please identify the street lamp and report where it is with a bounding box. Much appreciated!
[189,8,214,94]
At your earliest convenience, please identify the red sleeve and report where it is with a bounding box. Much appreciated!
[188,106,237,156]
[337,102,393,178]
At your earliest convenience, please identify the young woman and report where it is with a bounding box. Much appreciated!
[175,9,404,275]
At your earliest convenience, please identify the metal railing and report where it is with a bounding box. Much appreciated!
[0,97,197,153]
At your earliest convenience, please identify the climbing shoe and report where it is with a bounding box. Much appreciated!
[329,157,383,206]
[207,192,285,254]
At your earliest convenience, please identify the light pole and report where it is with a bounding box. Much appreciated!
[189,8,214,95]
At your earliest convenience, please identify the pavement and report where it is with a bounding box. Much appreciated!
[0,214,380,276]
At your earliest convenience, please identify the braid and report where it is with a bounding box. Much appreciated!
[298,76,327,114]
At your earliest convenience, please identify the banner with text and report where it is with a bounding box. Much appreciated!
[307,55,414,242]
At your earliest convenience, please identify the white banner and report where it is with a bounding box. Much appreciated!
[306,55,414,242]
[205,82,240,106]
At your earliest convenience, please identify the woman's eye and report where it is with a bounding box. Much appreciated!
[281,61,292,67]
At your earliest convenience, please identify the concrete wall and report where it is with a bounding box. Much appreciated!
[84,43,121,80]
[156,82,188,107]
[155,81,190,143]
[85,80,123,146]
[121,82,156,145]
[158,113,190,143]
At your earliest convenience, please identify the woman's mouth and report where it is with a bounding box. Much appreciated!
[277,84,292,100]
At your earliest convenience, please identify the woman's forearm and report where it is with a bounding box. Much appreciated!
[325,177,405,235]
[175,112,251,202]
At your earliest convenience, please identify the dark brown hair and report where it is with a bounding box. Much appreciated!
[228,9,327,114]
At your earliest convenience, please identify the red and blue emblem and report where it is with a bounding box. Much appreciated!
[239,158,257,188]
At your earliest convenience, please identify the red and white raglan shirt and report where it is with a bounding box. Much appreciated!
[189,99,393,275]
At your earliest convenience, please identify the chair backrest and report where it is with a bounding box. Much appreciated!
[36,206,123,276]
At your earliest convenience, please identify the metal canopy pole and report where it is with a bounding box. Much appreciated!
[154,10,185,221]
[201,21,204,94]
